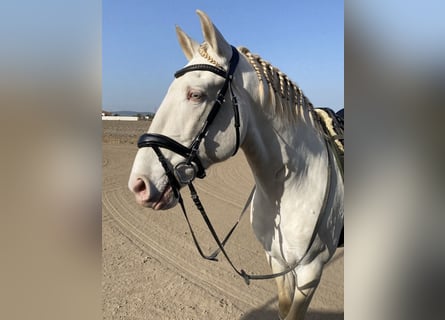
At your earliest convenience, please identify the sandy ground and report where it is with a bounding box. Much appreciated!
[102,120,343,319]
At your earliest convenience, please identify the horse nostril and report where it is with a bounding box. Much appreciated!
[129,177,151,205]
[133,178,146,194]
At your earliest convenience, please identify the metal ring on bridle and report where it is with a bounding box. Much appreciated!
[174,162,197,184]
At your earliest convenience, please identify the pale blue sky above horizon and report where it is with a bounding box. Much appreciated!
[103,0,344,113]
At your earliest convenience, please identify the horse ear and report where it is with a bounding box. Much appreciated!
[196,10,232,60]
[176,25,199,61]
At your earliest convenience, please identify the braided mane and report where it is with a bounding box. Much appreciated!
[198,44,314,125]
[239,47,314,124]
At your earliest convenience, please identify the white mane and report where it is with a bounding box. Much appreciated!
[239,47,315,125]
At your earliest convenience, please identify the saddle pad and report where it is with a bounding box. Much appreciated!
[314,108,344,175]
[315,108,344,248]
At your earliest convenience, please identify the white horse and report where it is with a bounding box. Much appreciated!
[128,10,343,320]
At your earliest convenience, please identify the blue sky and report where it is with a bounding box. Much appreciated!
[103,0,344,112]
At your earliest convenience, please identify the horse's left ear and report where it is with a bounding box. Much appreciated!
[176,25,200,61]
[196,10,232,60]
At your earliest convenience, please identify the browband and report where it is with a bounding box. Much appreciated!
[175,64,227,79]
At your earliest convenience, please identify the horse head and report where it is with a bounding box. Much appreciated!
[128,10,252,210]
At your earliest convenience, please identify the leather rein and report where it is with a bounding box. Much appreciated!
[136,46,335,285]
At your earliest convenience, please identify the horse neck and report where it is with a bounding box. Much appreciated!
[241,103,329,206]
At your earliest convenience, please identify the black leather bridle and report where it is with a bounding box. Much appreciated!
[137,46,241,194]
[136,45,258,282]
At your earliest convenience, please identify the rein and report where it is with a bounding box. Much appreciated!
[183,133,335,285]
[136,45,337,285]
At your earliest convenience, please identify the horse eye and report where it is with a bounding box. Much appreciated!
[188,90,205,103]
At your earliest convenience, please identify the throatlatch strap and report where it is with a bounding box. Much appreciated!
[229,81,240,156]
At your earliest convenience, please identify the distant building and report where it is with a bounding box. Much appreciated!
[102,115,139,121]
[101,109,154,120]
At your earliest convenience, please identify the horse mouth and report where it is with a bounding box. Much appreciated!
[131,177,178,210]
[152,184,178,210]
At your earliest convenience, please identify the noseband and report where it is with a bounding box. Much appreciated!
[137,46,240,193]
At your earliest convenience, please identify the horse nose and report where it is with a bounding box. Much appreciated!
[128,177,151,205]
